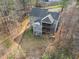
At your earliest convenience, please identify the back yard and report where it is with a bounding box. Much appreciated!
[20,28,52,59]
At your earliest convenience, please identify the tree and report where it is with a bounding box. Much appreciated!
[60,0,69,7]
[43,0,79,59]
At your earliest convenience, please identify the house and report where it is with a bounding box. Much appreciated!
[39,0,61,2]
[30,8,60,36]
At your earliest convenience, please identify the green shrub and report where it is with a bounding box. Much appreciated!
[51,48,72,59]
[23,27,33,38]
[60,0,69,8]
[42,54,50,59]
[7,54,14,59]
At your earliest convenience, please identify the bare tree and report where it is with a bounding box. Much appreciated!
[43,0,79,59]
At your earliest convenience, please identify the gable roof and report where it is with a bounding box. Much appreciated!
[30,8,48,17]
[48,12,60,20]
[42,14,54,24]
[41,12,60,24]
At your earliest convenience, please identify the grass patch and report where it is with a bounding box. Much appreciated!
[51,48,72,59]
[7,54,14,59]
[3,39,12,48]
[46,5,62,9]
[23,27,33,38]
[0,35,9,43]
[42,48,73,59]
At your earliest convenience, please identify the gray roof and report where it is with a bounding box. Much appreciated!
[42,17,51,23]
[34,12,60,24]
[31,8,60,24]
[48,12,60,20]
[42,14,54,24]
[41,12,60,23]
[30,8,48,17]
[35,18,42,24]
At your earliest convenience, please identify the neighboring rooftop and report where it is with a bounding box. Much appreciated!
[39,0,61,2]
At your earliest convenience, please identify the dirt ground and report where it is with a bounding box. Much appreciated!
[19,30,52,59]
